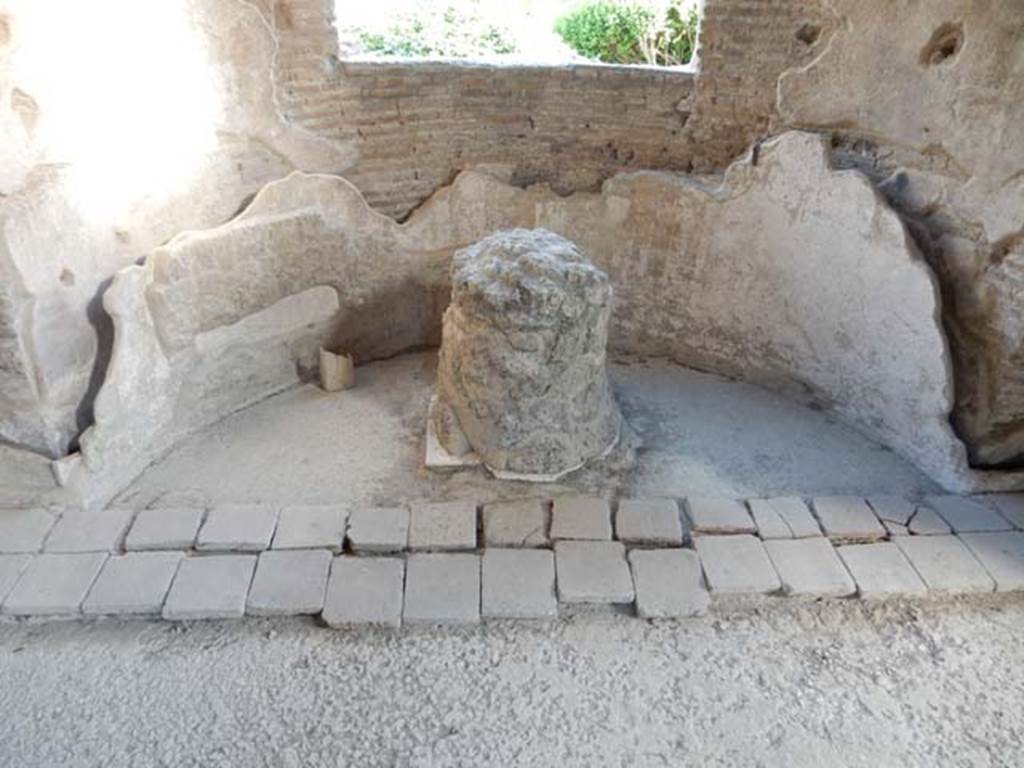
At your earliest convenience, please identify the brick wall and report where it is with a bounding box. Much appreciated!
[269,0,831,219]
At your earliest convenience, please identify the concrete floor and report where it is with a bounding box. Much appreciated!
[1,597,1022,766]
[117,352,937,511]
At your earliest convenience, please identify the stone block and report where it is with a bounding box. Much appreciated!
[958,533,1024,592]
[0,554,32,603]
[322,556,405,629]
[984,494,1024,529]
[481,549,557,619]
[272,505,347,551]
[347,506,409,553]
[695,535,781,595]
[246,549,331,616]
[747,497,820,539]
[195,504,279,552]
[684,497,755,535]
[550,495,612,540]
[2,553,107,615]
[615,498,683,546]
[836,543,927,599]
[628,549,709,618]
[44,508,134,553]
[0,508,57,553]
[763,538,855,598]
[82,552,184,615]
[865,496,916,536]
[894,536,994,594]
[481,499,549,548]
[162,555,257,620]
[811,496,886,542]
[408,501,477,551]
[124,507,204,551]
[554,541,634,604]
[403,553,480,625]
[907,506,952,536]
[925,496,1013,533]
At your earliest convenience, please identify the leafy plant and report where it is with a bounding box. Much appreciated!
[555,1,699,66]
[353,3,517,58]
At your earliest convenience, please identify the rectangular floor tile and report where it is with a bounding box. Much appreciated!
[482,499,549,548]
[0,509,57,553]
[555,540,634,604]
[408,501,477,551]
[695,535,781,595]
[404,553,480,625]
[162,555,256,620]
[45,508,135,553]
[82,552,184,614]
[836,543,926,599]
[628,549,709,618]
[764,538,855,597]
[615,499,683,546]
[322,556,405,629]
[748,497,820,539]
[984,494,1024,530]
[482,549,557,619]
[2,553,107,616]
[925,496,1013,533]
[894,536,994,594]
[0,554,32,604]
[550,495,612,540]
[958,532,1024,591]
[685,498,756,535]
[246,549,331,616]
[125,507,205,551]
[347,506,409,553]
[812,497,886,542]
[196,504,279,552]
[272,505,347,551]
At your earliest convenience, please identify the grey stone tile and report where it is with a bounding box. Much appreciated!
[926,496,1013,533]
[408,501,477,551]
[0,554,32,603]
[246,549,331,616]
[894,536,994,594]
[836,543,927,599]
[403,553,480,625]
[811,496,886,542]
[959,532,1024,591]
[272,505,347,551]
[866,496,916,536]
[195,504,279,552]
[684,497,756,535]
[550,495,612,540]
[907,506,952,536]
[347,506,409,553]
[554,540,634,603]
[764,538,855,597]
[695,535,781,595]
[2,553,107,615]
[125,507,204,551]
[984,494,1024,530]
[747,497,820,539]
[0,508,57,553]
[44,508,134,553]
[615,498,683,546]
[162,555,256,620]
[322,556,405,629]
[482,499,549,548]
[628,549,709,618]
[481,549,557,619]
[82,552,184,615]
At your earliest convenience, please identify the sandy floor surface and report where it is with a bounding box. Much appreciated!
[1,596,1022,767]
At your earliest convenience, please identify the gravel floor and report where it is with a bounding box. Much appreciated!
[2,597,1022,767]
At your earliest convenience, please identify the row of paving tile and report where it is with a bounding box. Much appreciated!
[1,493,1023,624]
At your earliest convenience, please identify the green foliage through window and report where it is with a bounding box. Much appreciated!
[555,1,699,66]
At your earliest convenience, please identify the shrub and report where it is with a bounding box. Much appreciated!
[556,1,699,66]
[354,3,517,59]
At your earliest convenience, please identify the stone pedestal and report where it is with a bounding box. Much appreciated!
[432,228,621,480]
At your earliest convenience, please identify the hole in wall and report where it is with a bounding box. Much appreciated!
[920,22,963,67]
[795,23,821,47]
[59,268,75,286]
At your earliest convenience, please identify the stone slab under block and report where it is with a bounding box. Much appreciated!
[407,501,477,551]
[836,543,927,599]
[125,507,205,551]
[628,549,709,618]
[44,508,134,553]
[272,505,347,551]
[322,556,405,629]
[346,506,410,553]
[984,494,1024,529]
[763,538,855,598]
[747,497,820,539]
[0,509,57,554]
[811,497,886,543]
[894,536,994,594]
[615,499,683,546]
[481,549,557,619]
[2,552,107,616]
[0,554,32,603]
[958,533,1024,592]
[195,504,279,552]
[403,553,480,625]
[162,555,257,620]
[695,535,781,595]
[82,552,184,615]
[554,540,634,604]
[924,496,1013,533]
[482,499,549,548]
[684,498,756,535]
[246,549,331,616]
[550,495,612,540]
